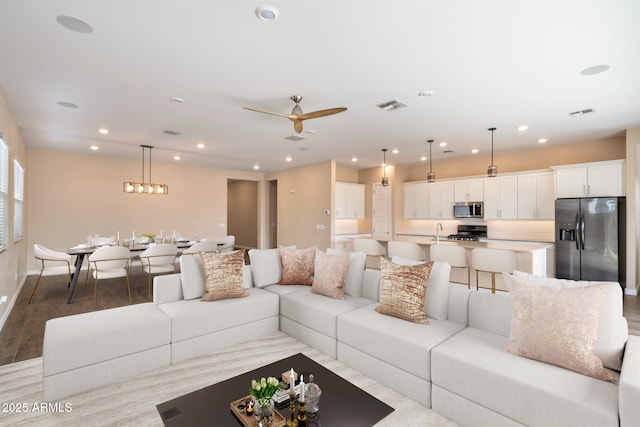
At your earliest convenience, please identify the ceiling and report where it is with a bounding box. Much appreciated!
[1,1,639,173]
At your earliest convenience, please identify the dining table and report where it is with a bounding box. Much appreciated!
[65,241,194,304]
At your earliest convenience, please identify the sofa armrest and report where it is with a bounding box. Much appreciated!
[362,269,380,301]
[619,335,640,427]
[153,273,184,305]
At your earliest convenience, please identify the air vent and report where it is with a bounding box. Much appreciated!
[376,99,408,111]
[441,150,454,154]
[569,108,595,117]
[163,129,183,136]
[285,135,305,142]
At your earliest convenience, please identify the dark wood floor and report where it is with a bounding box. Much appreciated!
[1,270,639,366]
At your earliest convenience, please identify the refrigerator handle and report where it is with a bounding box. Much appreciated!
[580,213,586,250]
[575,213,580,250]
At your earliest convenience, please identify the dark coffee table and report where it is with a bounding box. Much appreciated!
[157,353,394,426]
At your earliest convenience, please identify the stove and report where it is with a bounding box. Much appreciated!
[447,225,487,241]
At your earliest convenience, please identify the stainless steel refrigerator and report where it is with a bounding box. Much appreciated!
[555,197,626,288]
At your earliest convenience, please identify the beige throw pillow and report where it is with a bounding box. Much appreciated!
[375,258,433,324]
[279,245,317,285]
[311,249,350,299]
[503,274,616,382]
[200,250,248,302]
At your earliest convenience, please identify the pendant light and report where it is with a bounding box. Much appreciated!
[427,139,435,182]
[123,145,169,195]
[487,127,497,177]
[381,148,389,186]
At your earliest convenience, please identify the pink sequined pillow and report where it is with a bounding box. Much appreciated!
[311,249,350,299]
[279,245,318,285]
[503,274,616,382]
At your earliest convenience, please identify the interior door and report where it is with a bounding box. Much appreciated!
[372,183,392,236]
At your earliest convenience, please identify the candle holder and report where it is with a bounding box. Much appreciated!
[296,400,306,427]
[286,391,298,427]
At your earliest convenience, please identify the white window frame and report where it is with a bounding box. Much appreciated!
[0,137,8,251]
[14,158,24,242]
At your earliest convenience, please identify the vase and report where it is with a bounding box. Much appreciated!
[253,398,275,427]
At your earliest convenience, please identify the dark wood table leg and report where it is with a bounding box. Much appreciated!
[67,253,86,304]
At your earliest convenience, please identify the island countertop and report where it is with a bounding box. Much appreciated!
[370,235,553,253]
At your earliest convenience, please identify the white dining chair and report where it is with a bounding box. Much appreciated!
[471,248,518,293]
[29,244,74,304]
[352,238,386,269]
[181,240,220,255]
[387,241,426,261]
[217,235,235,253]
[139,243,178,299]
[88,246,132,306]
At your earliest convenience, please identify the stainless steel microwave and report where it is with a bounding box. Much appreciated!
[453,202,483,218]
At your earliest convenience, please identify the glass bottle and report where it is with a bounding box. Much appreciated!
[304,374,322,417]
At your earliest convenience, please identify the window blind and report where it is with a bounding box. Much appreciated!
[0,137,8,249]
[14,158,24,241]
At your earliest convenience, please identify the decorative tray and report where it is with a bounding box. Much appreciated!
[230,395,286,427]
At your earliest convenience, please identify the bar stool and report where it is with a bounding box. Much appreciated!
[387,241,426,261]
[471,248,518,293]
[430,245,470,287]
[352,238,386,269]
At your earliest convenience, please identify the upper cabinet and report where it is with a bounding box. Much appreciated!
[428,181,454,219]
[335,182,365,219]
[454,178,484,202]
[517,171,554,220]
[404,182,429,219]
[483,175,518,220]
[553,160,625,198]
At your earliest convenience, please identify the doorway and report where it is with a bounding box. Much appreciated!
[268,180,278,248]
[227,179,259,250]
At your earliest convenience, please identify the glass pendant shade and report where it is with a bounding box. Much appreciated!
[487,127,497,178]
[427,139,435,182]
[123,145,169,195]
[381,148,389,186]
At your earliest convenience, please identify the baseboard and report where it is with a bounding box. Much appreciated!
[624,287,638,296]
[0,274,27,334]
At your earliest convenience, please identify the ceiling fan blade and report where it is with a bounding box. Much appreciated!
[293,120,304,133]
[243,107,294,119]
[298,107,347,120]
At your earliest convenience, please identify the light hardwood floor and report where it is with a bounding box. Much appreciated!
[1,271,639,366]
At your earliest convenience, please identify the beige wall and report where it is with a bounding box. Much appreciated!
[26,149,262,271]
[265,161,334,250]
[227,180,258,249]
[0,86,28,325]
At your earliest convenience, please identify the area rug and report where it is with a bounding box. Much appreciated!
[0,331,458,426]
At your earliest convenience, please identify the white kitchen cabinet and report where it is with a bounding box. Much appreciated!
[335,182,365,219]
[403,182,429,218]
[454,178,484,202]
[484,175,518,220]
[428,180,454,219]
[517,171,554,220]
[553,160,625,198]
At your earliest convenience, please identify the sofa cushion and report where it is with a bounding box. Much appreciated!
[180,254,206,300]
[391,257,451,321]
[311,249,349,299]
[431,327,619,427]
[158,287,279,342]
[512,270,627,371]
[280,291,373,339]
[200,250,248,302]
[504,274,615,382]
[279,245,317,285]
[376,258,432,324]
[338,304,466,381]
[327,249,366,297]
[248,248,284,287]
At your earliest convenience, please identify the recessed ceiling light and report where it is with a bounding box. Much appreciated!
[57,101,78,108]
[392,149,399,154]
[517,125,528,132]
[90,145,99,151]
[471,149,479,154]
[98,128,109,135]
[173,155,181,160]
[538,138,548,143]
[420,156,427,161]
[197,143,205,149]
[351,157,358,162]
[56,15,93,33]
[439,142,447,147]
[285,156,292,162]
[169,97,184,103]
[255,5,279,21]
[581,64,610,76]
[253,164,260,170]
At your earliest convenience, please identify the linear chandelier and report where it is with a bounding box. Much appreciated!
[123,145,168,195]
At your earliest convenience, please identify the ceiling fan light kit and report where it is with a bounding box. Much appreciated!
[243,95,347,134]
[381,148,389,187]
[427,139,436,183]
[487,127,497,178]
[123,145,168,195]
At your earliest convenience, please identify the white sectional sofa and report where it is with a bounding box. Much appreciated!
[41,246,640,427]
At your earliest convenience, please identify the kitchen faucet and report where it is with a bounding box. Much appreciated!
[436,223,443,244]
